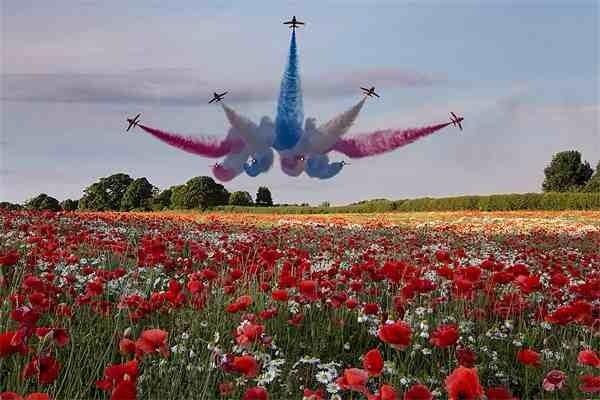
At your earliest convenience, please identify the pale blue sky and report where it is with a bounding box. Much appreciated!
[1,0,598,204]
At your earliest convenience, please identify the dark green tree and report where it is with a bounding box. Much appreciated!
[542,151,593,192]
[153,187,174,210]
[79,173,133,210]
[256,186,273,206]
[169,177,229,209]
[120,177,156,211]
[170,185,188,209]
[183,176,229,210]
[60,199,79,211]
[229,191,253,206]
[25,193,61,211]
[584,161,600,192]
[0,202,23,210]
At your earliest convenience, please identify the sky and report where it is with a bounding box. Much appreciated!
[1,0,598,205]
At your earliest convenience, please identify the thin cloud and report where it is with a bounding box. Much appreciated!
[1,68,443,105]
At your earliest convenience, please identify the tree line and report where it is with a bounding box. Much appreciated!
[2,174,273,212]
[1,149,598,212]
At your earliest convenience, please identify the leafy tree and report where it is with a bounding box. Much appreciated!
[79,173,133,210]
[153,188,174,210]
[120,177,156,211]
[229,191,253,206]
[0,202,23,210]
[25,193,61,211]
[583,161,600,192]
[170,185,188,209]
[60,199,79,211]
[170,177,229,210]
[78,182,109,210]
[542,151,593,192]
[256,186,273,207]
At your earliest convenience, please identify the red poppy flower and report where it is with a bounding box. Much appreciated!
[22,355,60,385]
[378,321,412,350]
[380,385,399,400]
[364,303,380,315]
[271,289,289,302]
[96,360,138,395]
[336,368,369,394]
[299,280,318,301]
[235,322,264,347]
[110,380,136,400]
[0,393,23,400]
[444,366,484,400]
[362,348,384,376]
[430,324,459,348]
[578,349,600,368]
[542,370,566,392]
[303,388,325,400]
[232,355,259,378]
[119,338,136,355]
[24,394,50,400]
[517,348,541,366]
[242,386,268,400]
[226,295,253,313]
[456,347,477,367]
[34,328,69,347]
[403,384,433,400]
[135,329,169,358]
[219,381,235,396]
[0,331,28,358]
[485,386,517,400]
[579,375,600,393]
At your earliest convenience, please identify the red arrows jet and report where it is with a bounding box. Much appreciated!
[450,112,464,130]
[209,91,228,104]
[126,113,141,132]
[361,86,380,98]
[283,16,305,31]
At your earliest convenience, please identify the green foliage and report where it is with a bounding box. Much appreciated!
[229,191,253,206]
[79,173,133,210]
[25,193,61,211]
[169,185,188,209]
[0,201,23,210]
[217,192,600,213]
[153,188,174,210]
[542,150,593,192]
[256,186,273,206]
[583,161,600,192]
[169,177,229,210]
[60,199,79,211]
[120,177,156,211]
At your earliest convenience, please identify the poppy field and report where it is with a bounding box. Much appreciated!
[0,210,599,400]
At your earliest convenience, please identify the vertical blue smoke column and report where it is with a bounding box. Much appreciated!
[273,30,304,151]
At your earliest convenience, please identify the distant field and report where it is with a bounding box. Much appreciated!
[215,192,600,214]
[139,209,600,228]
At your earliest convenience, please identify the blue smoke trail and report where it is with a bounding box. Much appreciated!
[273,30,304,151]
[305,154,345,179]
[244,149,274,177]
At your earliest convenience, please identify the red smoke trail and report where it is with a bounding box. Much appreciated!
[332,121,452,158]
[137,124,244,158]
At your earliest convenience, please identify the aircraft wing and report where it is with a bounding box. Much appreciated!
[373,93,380,98]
